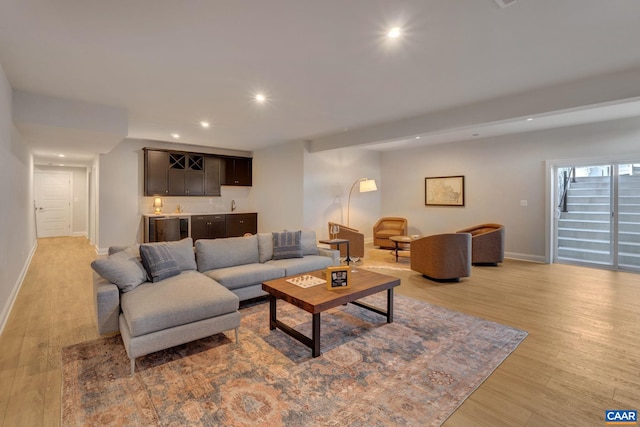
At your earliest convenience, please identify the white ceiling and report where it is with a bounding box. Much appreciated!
[1,0,640,165]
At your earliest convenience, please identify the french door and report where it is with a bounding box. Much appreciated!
[555,163,640,271]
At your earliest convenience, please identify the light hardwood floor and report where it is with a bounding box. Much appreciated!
[1,237,639,426]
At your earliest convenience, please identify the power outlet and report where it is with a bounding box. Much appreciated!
[520,200,528,207]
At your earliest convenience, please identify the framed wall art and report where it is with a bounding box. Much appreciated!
[425,175,465,206]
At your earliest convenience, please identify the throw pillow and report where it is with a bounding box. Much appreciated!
[139,244,181,282]
[272,230,303,260]
[143,238,197,271]
[91,248,147,292]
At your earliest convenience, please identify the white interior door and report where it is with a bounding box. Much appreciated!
[34,171,72,238]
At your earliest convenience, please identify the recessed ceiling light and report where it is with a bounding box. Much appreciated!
[255,93,266,103]
[473,133,480,137]
[58,154,65,158]
[526,118,534,121]
[171,133,180,139]
[415,136,421,139]
[200,121,210,128]
[387,27,402,39]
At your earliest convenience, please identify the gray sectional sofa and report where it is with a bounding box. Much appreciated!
[92,230,339,374]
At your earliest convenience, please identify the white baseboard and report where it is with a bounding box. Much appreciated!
[72,231,88,237]
[505,252,546,263]
[96,246,109,256]
[0,240,38,336]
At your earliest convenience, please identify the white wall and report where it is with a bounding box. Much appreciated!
[381,116,640,261]
[251,141,305,232]
[303,146,381,241]
[0,63,37,333]
[34,165,88,236]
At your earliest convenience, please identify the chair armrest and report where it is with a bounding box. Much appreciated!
[93,273,121,335]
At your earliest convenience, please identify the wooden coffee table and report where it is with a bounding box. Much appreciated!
[262,269,401,357]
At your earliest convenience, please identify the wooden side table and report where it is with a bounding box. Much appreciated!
[318,238,351,265]
[389,235,421,262]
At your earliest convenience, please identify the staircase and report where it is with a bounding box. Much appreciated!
[557,171,640,269]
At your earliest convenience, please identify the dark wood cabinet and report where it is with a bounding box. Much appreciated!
[204,156,221,196]
[221,157,252,186]
[191,214,226,241]
[225,213,257,237]
[167,153,205,195]
[144,150,170,195]
[144,149,235,196]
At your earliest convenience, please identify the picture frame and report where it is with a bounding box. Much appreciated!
[425,175,465,206]
[325,266,351,290]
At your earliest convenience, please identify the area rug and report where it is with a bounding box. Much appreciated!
[360,248,412,271]
[62,294,527,426]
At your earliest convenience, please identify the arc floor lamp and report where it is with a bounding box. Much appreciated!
[347,178,377,227]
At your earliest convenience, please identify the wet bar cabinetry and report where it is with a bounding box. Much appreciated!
[144,148,249,196]
[190,214,226,241]
[144,212,258,243]
[221,156,252,186]
[225,213,257,237]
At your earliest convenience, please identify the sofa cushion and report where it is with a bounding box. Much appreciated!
[301,230,319,256]
[257,233,274,263]
[120,270,238,337]
[203,263,284,291]
[91,248,147,293]
[272,230,303,260]
[267,255,334,276]
[139,244,181,282]
[196,235,259,271]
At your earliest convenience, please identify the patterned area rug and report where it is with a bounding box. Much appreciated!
[62,295,527,426]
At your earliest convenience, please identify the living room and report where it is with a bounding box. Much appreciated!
[2,1,640,426]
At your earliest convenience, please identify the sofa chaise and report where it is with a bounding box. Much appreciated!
[92,231,339,374]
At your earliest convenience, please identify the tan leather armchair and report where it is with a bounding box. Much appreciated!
[373,217,408,248]
[410,233,471,281]
[456,223,505,265]
[327,222,365,258]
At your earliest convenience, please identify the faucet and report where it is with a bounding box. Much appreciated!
[231,200,236,212]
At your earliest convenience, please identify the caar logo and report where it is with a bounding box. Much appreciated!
[606,410,637,425]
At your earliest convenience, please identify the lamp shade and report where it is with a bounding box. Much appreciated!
[359,179,377,193]
[347,177,378,227]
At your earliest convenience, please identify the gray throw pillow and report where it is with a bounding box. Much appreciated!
[139,244,181,282]
[143,238,196,271]
[272,230,303,260]
[91,248,147,292]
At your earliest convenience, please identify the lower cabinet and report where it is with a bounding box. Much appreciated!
[189,213,258,241]
[225,213,258,237]
[191,215,226,242]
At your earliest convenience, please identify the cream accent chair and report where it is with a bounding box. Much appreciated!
[456,223,505,265]
[327,222,365,258]
[373,217,408,248]
[410,233,471,282]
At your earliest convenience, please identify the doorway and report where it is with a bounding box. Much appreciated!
[555,163,640,271]
[34,171,72,238]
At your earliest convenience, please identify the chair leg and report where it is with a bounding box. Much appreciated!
[130,358,136,376]
[235,328,239,344]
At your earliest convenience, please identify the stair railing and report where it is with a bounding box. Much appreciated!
[559,167,576,213]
